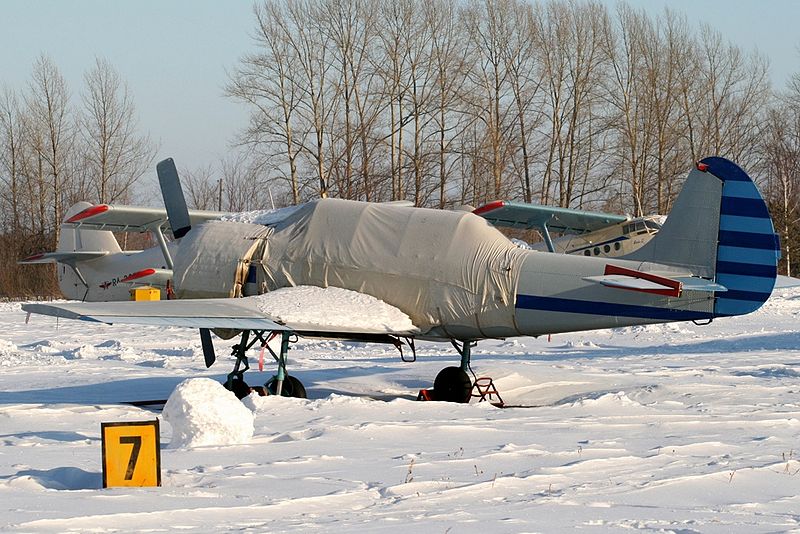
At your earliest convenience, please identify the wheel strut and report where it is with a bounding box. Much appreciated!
[261,331,306,398]
[450,339,477,374]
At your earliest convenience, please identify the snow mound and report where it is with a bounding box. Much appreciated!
[163,378,254,448]
[221,205,303,225]
[571,391,640,408]
[0,339,19,366]
[5,467,101,491]
[253,286,417,332]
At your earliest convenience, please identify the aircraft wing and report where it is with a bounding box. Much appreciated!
[474,201,628,234]
[22,287,420,337]
[65,204,226,233]
[22,298,286,331]
[19,251,108,265]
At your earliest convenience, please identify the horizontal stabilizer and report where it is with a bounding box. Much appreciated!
[583,264,726,297]
[584,274,676,293]
[18,251,108,265]
[673,277,727,293]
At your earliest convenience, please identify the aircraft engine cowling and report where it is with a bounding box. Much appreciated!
[172,221,272,299]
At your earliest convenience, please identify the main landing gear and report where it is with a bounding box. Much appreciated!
[429,340,476,404]
[201,329,486,405]
[200,328,307,400]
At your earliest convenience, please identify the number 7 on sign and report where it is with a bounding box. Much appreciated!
[101,420,161,488]
[119,435,142,480]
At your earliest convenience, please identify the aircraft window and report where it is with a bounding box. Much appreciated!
[623,223,633,234]
[603,244,611,253]
[614,242,621,251]
[644,220,661,230]
[635,221,645,231]
[593,247,600,255]
[584,250,591,256]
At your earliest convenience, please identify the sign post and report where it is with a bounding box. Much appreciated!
[101,420,161,488]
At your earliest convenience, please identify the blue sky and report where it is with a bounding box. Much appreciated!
[1,0,799,191]
[1,0,254,189]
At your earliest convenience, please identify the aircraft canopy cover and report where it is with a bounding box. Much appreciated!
[261,198,528,336]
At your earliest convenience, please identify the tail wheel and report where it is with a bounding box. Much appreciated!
[266,375,308,399]
[434,366,472,403]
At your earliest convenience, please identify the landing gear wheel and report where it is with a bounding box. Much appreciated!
[265,375,308,398]
[225,377,252,400]
[433,366,472,403]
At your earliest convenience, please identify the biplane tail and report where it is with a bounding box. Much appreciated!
[19,202,121,299]
[626,157,780,316]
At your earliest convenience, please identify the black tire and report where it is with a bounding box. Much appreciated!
[225,377,252,400]
[266,375,308,398]
[433,366,472,403]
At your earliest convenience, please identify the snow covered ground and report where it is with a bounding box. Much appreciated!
[2,280,800,532]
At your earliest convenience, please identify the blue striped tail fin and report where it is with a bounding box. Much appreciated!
[625,157,779,318]
[703,157,780,316]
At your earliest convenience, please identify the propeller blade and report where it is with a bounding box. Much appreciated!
[200,328,216,368]
[156,158,192,239]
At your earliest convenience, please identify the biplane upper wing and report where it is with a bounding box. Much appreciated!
[474,200,629,235]
[64,204,227,233]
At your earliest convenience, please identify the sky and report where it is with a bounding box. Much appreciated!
[1,0,799,196]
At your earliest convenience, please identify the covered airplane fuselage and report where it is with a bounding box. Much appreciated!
[171,157,779,340]
[173,198,528,339]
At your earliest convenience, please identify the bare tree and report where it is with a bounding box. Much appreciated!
[228,1,307,204]
[761,96,800,275]
[24,55,75,243]
[0,87,25,234]
[79,57,154,205]
[462,0,515,203]
[424,0,472,207]
[285,0,336,198]
[501,0,543,203]
[181,164,220,211]
[221,153,265,211]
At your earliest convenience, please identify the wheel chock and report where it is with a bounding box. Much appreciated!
[416,388,435,401]
[471,377,504,407]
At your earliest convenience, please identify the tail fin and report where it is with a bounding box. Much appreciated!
[57,202,122,254]
[19,202,122,300]
[626,157,780,316]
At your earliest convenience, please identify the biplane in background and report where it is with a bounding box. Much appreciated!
[22,158,780,403]
[474,200,662,258]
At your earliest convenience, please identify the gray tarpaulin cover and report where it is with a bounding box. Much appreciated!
[174,199,528,337]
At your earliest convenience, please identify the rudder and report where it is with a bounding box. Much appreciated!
[706,157,780,316]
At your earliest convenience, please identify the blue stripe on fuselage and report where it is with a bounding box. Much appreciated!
[515,294,714,321]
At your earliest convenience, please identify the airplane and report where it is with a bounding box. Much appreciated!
[22,157,780,404]
[473,200,663,258]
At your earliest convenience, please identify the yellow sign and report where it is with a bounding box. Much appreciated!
[101,420,161,488]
